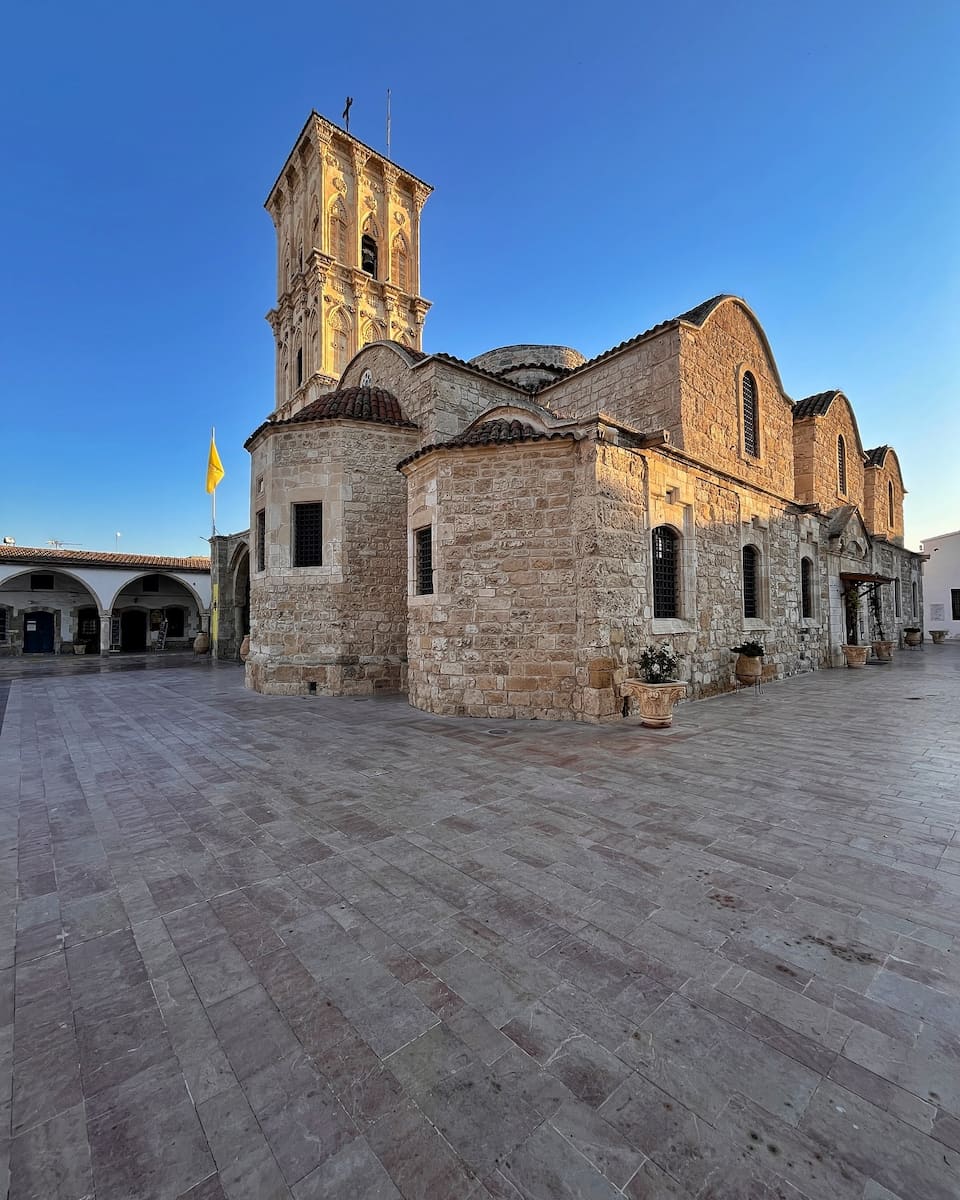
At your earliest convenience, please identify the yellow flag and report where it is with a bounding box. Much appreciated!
[206,433,225,493]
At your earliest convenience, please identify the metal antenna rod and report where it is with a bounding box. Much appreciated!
[386,88,391,159]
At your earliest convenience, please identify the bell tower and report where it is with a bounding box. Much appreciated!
[264,111,432,420]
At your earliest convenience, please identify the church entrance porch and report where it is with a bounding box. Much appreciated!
[23,610,54,653]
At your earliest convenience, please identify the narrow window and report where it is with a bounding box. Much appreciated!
[801,557,813,619]
[652,525,680,618]
[256,510,266,573]
[328,200,348,262]
[952,589,960,621]
[742,371,759,458]
[391,233,409,291]
[165,608,185,637]
[912,580,918,617]
[332,312,351,375]
[837,435,847,495]
[887,480,894,527]
[296,346,303,387]
[415,526,433,595]
[293,503,323,567]
[0,609,7,642]
[742,545,760,619]
[142,574,160,592]
[894,578,902,617]
[30,573,54,590]
[361,234,378,278]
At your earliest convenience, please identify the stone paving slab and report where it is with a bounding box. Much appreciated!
[1,645,959,1198]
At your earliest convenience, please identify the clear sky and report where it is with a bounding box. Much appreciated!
[1,1,957,554]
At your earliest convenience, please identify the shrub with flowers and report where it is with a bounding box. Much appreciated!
[636,641,681,683]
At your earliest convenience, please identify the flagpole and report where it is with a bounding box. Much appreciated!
[211,426,217,538]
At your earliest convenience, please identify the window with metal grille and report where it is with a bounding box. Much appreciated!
[652,525,680,618]
[837,436,847,495]
[912,581,918,617]
[800,557,813,619]
[742,371,759,457]
[256,510,265,573]
[742,545,760,618]
[888,481,894,527]
[30,574,54,590]
[415,526,433,595]
[0,609,6,642]
[293,503,323,567]
[895,578,901,617]
[952,590,960,621]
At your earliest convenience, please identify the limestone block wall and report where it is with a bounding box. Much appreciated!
[404,440,584,720]
[678,302,794,497]
[543,327,683,437]
[246,421,417,695]
[863,457,905,545]
[793,398,865,511]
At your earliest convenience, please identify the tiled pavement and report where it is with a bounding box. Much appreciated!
[2,646,960,1199]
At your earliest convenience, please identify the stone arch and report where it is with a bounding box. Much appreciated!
[105,572,206,615]
[361,318,386,347]
[330,307,353,376]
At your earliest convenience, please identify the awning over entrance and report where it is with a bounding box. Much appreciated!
[839,571,895,584]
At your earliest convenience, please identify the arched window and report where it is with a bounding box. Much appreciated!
[392,233,409,291]
[331,310,351,375]
[295,346,303,387]
[361,320,385,347]
[888,480,895,527]
[652,526,680,618]
[742,545,760,619]
[328,199,348,263]
[837,435,847,495]
[742,371,759,457]
[800,557,814,619]
[361,234,378,277]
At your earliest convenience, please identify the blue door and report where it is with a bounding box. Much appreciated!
[23,611,54,653]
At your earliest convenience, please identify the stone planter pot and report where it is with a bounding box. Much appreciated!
[871,640,893,662]
[734,654,763,685]
[903,629,922,647]
[841,644,869,668]
[239,634,251,663]
[73,644,87,655]
[621,679,687,729]
[930,630,947,644]
[193,632,210,655]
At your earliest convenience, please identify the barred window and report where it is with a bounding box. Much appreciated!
[652,525,680,618]
[293,503,323,567]
[415,526,433,595]
[0,609,6,642]
[952,589,960,621]
[742,545,760,619]
[800,557,813,619]
[742,371,759,457]
[837,435,847,495]
[895,578,901,617]
[256,510,265,573]
[888,480,894,527]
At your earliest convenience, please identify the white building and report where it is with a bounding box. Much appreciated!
[0,547,211,655]
[919,529,960,639]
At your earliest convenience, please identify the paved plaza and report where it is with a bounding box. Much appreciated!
[2,647,960,1199]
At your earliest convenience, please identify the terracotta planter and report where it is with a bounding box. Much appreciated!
[871,640,893,662]
[239,634,251,663]
[903,629,922,647]
[930,630,946,644]
[621,679,687,728]
[841,644,868,668]
[193,632,210,655]
[734,654,763,684]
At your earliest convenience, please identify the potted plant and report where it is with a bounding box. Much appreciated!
[903,626,922,647]
[621,641,687,728]
[929,629,947,644]
[869,590,892,662]
[731,639,764,685]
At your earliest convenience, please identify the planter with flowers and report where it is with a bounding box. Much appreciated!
[731,639,765,686]
[621,642,686,728]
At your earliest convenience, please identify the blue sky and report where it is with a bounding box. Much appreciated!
[1,1,957,553]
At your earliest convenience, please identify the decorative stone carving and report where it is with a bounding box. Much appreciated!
[621,680,688,728]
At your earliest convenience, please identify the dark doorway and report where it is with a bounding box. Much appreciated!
[120,609,147,651]
[77,607,100,652]
[24,611,55,653]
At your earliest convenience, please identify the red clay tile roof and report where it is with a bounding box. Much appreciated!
[245,386,417,447]
[0,547,210,571]
[397,419,577,470]
[864,445,890,467]
[793,391,839,419]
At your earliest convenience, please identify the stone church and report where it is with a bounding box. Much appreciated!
[215,111,924,721]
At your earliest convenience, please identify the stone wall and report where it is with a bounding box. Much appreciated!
[404,439,585,719]
[209,531,250,661]
[863,454,905,545]
[247,420,417,695]
[793,395,865,511]
[678,301,795,498]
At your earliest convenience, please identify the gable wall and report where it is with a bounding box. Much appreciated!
[793,400,865,510]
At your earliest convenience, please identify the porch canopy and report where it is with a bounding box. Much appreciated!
[840,571,895,585]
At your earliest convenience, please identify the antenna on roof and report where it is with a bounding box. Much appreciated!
[342,96,353,133]
[386,88,391,159]
[47,539,81,549]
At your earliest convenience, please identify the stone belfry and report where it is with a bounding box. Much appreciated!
[264,111,432,420]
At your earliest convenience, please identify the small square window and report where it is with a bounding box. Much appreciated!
[30,574,54,590]
[293,503,322,567]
